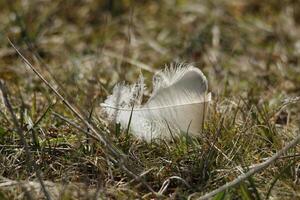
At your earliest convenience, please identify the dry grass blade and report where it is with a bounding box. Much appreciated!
[7,39,119,157]
[102,50,157,73]
[0,80,51,200]
[197,132,300,200]
[7,38,155,195]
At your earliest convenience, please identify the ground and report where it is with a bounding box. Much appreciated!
[0,0,300,199]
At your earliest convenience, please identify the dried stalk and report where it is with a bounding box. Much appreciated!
[197,132,300,200]
[8,39,155,194]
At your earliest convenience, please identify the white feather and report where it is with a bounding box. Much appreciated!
[101,64,211,141]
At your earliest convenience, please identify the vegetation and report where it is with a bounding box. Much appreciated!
[0,0,299,199]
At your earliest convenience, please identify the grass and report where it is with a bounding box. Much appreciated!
[0,0,300,199]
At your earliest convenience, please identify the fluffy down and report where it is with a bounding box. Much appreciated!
[101,64,211,141]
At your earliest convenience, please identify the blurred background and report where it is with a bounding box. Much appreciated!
[1,0,300,101]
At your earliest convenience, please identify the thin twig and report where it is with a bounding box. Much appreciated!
[197,132,300,200]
